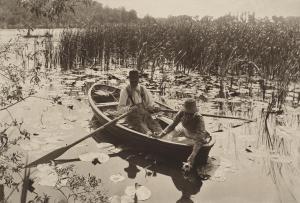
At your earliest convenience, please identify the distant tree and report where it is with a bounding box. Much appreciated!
[20,0,92,21]
[0,0,139,28]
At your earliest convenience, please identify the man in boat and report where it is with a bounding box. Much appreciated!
[158,98,211,171]
[118,69,162,136]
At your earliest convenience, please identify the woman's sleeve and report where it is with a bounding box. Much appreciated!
[196,114,207,136]
[164,111,183,134]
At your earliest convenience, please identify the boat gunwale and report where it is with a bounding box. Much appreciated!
[88,83,215,148]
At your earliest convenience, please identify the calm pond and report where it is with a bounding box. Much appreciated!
[1,29,300,203]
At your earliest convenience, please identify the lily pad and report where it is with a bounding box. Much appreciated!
[109,195,133,203]
[110,174,125,183]
[125,185,151,201]
[79,152,110,163]
[59,123,74,130]
[35,164,58,187]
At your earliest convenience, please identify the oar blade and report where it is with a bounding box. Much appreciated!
[26,146,69,168]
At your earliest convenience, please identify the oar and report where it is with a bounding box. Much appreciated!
[26,110,132,168]
[158,108,255,122]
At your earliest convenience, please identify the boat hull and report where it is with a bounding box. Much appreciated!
[89,84,215,165]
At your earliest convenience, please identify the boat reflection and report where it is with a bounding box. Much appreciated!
[93,132,209,203]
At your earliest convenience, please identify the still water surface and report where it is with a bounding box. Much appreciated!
[1,29,300,203]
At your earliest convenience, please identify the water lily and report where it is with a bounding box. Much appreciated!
[79,152,110,163]
[110,174,125,183]
[35,164,58,187]
[125,184,151,201]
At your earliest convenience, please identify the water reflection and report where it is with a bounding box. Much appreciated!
[124,162,140,179]
[54,147,205,203]
[117,150,204,203]
[91,130,208,202]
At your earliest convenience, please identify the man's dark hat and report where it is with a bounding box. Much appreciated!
[129,69,139,78]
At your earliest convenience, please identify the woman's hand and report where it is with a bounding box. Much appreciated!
[157,131,167,138]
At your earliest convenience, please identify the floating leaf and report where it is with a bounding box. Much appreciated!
[64,115,77,122]
[79,152,100,162]
[59,123,74,130]
[97,153,110,163]
[35,164,58,187]
[125,185,151,201]
[79,152,110,163]
[121,195,134,203]
[110,174,125,183]
[38,173,58,187]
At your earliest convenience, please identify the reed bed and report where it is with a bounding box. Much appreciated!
[56,15,300,82]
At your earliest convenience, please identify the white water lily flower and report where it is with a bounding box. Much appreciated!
[79,152,110,163]
[110,174,125,183]
[109,147,122,153]
[125,185,151,201]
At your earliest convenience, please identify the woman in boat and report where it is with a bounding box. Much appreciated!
[158,98,211,171]
[118,69,162,136]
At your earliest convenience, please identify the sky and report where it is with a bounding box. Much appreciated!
[95,0,300,18]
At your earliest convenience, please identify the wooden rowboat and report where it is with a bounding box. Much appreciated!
[88,83,215,165]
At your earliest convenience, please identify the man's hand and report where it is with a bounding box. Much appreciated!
[146,106,161,113]
[153,106,161,113]
[129,105,139,111]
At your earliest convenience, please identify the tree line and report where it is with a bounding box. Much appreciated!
[0,0,139,28]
